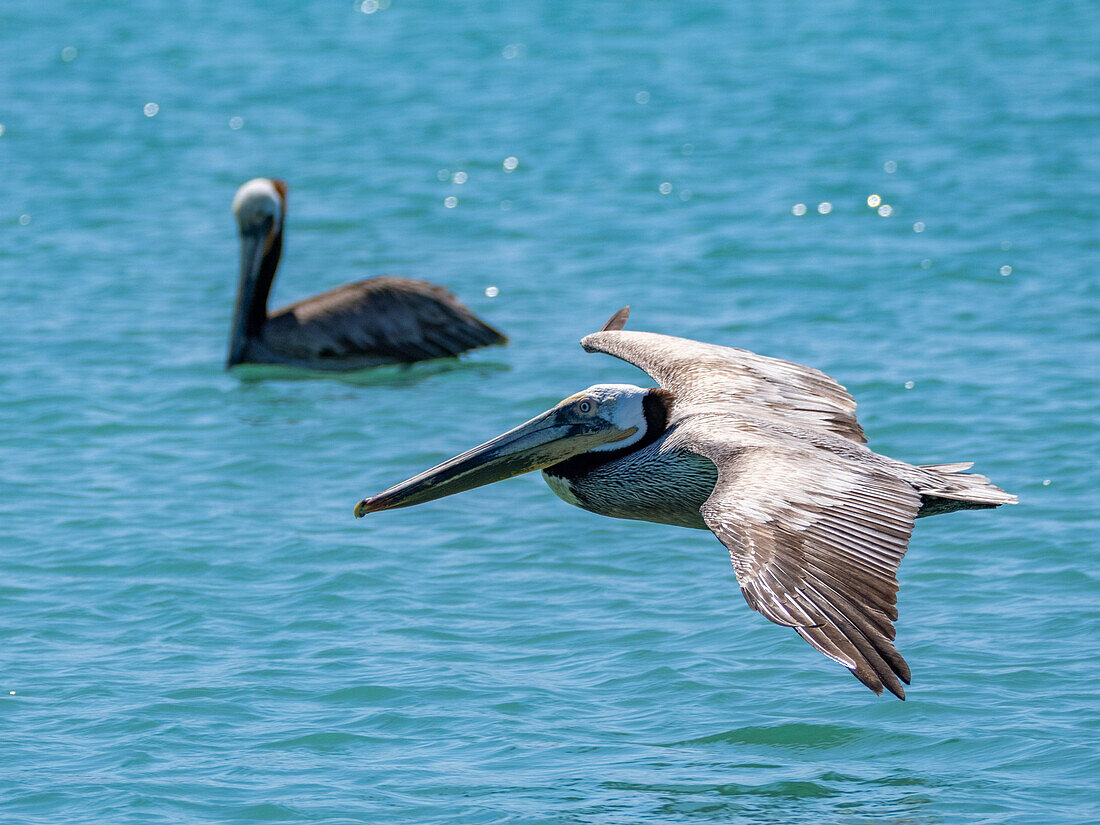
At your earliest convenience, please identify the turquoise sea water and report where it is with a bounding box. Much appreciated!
[3,1,1099,822]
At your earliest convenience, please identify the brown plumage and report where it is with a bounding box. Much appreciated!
[227,178,506,371]
[579,309,1017,698]
[354,307,1017,699]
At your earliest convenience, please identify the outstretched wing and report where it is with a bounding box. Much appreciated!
[581,319,865,443]
[272,277,506,363]
[677,425,919,698]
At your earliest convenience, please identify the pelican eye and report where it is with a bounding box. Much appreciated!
[577,399,596,414]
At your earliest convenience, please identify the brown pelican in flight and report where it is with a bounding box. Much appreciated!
[228,178,506,370]
[354,308,1016,698]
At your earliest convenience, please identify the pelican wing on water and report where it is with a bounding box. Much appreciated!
[355,307,1017,698]
[264,276,506,365]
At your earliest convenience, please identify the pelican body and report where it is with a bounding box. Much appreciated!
[355,308,1016,698]
[229,178,506,371]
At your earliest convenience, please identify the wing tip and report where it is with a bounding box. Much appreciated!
[846,660,907,699]
[792,611,911,700]
[481,325,509,347]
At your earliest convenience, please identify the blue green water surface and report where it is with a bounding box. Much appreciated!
[3,1,1099,822]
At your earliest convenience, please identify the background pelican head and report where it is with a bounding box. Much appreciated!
[355,384,662,516]
[228,178,287,366]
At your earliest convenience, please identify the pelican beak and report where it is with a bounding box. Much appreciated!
[227,220,272,367]
[355,407,629,518]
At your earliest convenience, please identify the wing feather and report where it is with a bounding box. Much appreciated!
[270,277,506,363]
[684,436,920,698]
[581,329,866,442]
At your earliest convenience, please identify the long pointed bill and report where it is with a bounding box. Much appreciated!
[227,224,270,367]
[354,409,628,518]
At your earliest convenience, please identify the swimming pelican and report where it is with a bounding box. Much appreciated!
[354,308,1016,698]
[228,178,506,370]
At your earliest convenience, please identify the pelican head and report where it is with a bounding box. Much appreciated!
[228,178,287,367]
[355,384,662,517]
[233,177,285,238]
